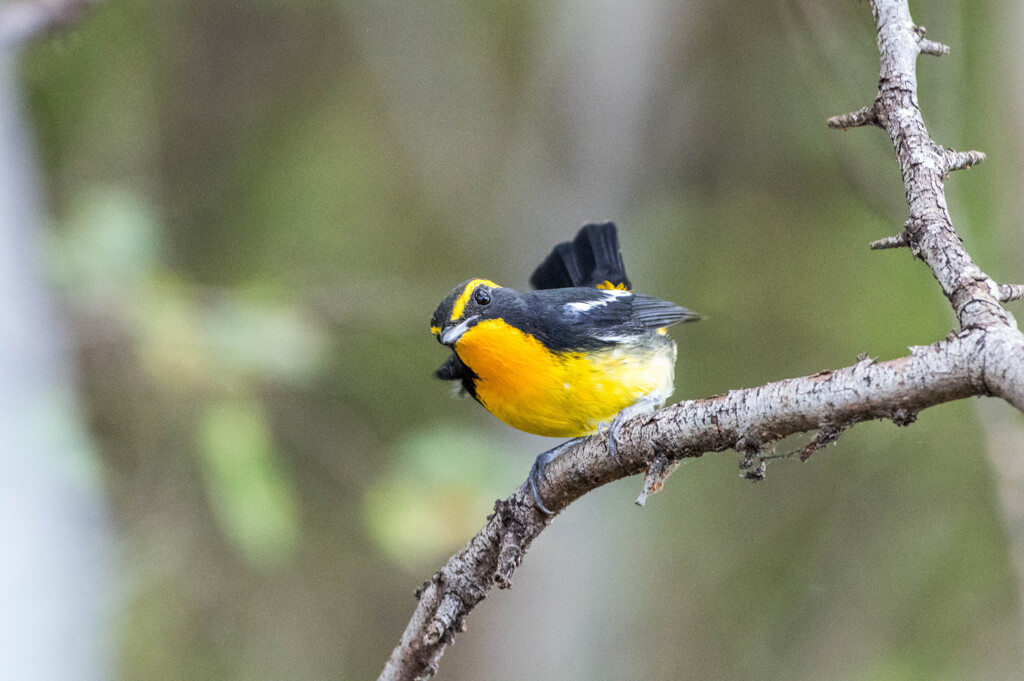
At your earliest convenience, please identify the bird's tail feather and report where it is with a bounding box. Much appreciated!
[529,222,632,290]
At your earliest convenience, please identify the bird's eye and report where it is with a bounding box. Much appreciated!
[473,287,491,305]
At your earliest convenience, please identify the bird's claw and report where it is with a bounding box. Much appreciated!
[527,438,582,516]
[605,396,663,462]
[528,464,554,516]
[607,413,626,460]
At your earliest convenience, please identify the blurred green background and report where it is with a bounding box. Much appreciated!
[8,0,1024,678]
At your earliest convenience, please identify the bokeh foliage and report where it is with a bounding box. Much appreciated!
[18,0,1024,679]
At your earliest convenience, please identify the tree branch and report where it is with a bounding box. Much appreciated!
[379,1,1024,678]
[380,332,1002,680]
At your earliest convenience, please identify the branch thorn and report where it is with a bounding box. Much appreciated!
[635,451,681,507]
[870,233,909,250]
[425,592,465,646]
[492,498,528,588]
[914,25,949,56]
[798,424,845,462]
[997,284,1024,303]
[944,149,986,174]
[827,105,879,130]
[766,424,846,463]
[414,580,431,600]
[736,435,770,481]
[891,408,918,427]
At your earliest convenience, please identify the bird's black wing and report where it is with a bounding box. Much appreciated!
[529,223,632,290]
[435,353,478,398]
[630,295,701,330]
[524,289,699,351]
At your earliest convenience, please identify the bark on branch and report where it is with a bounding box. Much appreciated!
[379,1,1024,678]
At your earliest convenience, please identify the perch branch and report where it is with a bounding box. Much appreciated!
[380,1,1024,678]
[380,330,1006,681]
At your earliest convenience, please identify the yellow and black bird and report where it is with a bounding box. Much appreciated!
[430,222,698,512]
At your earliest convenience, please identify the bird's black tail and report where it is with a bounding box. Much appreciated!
[529,222,632,291]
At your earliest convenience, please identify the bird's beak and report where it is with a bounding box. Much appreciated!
[440,316,478,346]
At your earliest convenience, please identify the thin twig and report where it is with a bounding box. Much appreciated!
[913,25,949,57]
[826,105,879,130]
[944,149,986,173]
[635,452,681,507]
[998,284,1024,303]
[870,233,909,250]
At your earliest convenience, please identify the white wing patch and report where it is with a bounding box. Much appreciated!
[568,300,602,312]
[566,289,631,313]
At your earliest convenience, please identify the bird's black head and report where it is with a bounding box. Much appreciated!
[430,278,518,346]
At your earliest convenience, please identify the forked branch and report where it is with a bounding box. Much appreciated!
[379,1,1024,678]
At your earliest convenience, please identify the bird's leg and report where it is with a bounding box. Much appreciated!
[528,437,584,516]
[607,395,663,460]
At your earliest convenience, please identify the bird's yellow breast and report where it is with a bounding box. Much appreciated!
[453,319,675,438]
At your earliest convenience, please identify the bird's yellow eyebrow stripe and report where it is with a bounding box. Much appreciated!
[450,278,500,321]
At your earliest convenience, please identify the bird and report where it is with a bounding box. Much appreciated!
[429,222,699,513]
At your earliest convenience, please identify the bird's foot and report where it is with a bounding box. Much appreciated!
[528,438,583,515]
[607,413,626,460]
[605,396,663,461]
